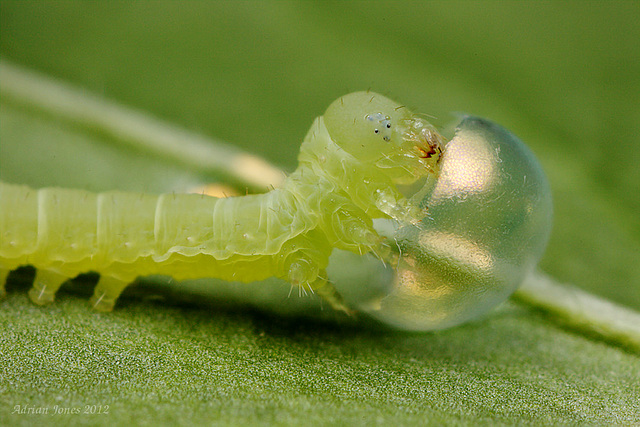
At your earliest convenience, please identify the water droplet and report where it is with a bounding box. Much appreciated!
[329,116,552,330]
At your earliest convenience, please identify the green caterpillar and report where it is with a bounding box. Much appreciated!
[1,90,554,330]
[0,92,444,314]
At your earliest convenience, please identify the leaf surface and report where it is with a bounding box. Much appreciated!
[1,2,639,425]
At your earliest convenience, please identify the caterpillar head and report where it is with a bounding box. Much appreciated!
[324,92,443,182]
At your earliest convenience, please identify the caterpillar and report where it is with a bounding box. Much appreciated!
[0,91,553,330]
[0,92,442,312]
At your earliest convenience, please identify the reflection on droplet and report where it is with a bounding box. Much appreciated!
[433,137,498,198]
[418,230,494,273]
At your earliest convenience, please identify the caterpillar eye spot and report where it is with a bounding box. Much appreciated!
[374,129,379,134]
[383,136,390,142]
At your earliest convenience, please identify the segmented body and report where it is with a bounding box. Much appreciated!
[0,92,443,312]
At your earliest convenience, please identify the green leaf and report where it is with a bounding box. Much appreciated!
[1,2,639,425]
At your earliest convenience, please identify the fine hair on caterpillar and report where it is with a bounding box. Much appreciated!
[0,91,553,331]
[0,92,444,313]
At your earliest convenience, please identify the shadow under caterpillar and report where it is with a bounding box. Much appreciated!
[0,91,553,330]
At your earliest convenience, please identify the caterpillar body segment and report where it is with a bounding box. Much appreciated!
[0,182,335,311]
[0,92,444,312]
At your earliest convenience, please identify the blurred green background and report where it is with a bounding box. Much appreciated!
[2,0,638,308]
[1,1,639,425]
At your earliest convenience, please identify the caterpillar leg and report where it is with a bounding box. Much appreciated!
[287,257,352,315]
[337,216,391,260]
[321,195,390,258]
[310,272,353,315]
[89,276,131,312]
[287,257,319,294]
[375,188,428,225]
[28,269,70,305]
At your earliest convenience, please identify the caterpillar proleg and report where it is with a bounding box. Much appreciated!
[1,91,553,330]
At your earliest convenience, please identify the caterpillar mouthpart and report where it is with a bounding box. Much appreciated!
[401,117,444,173]
[328,116,553,331]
